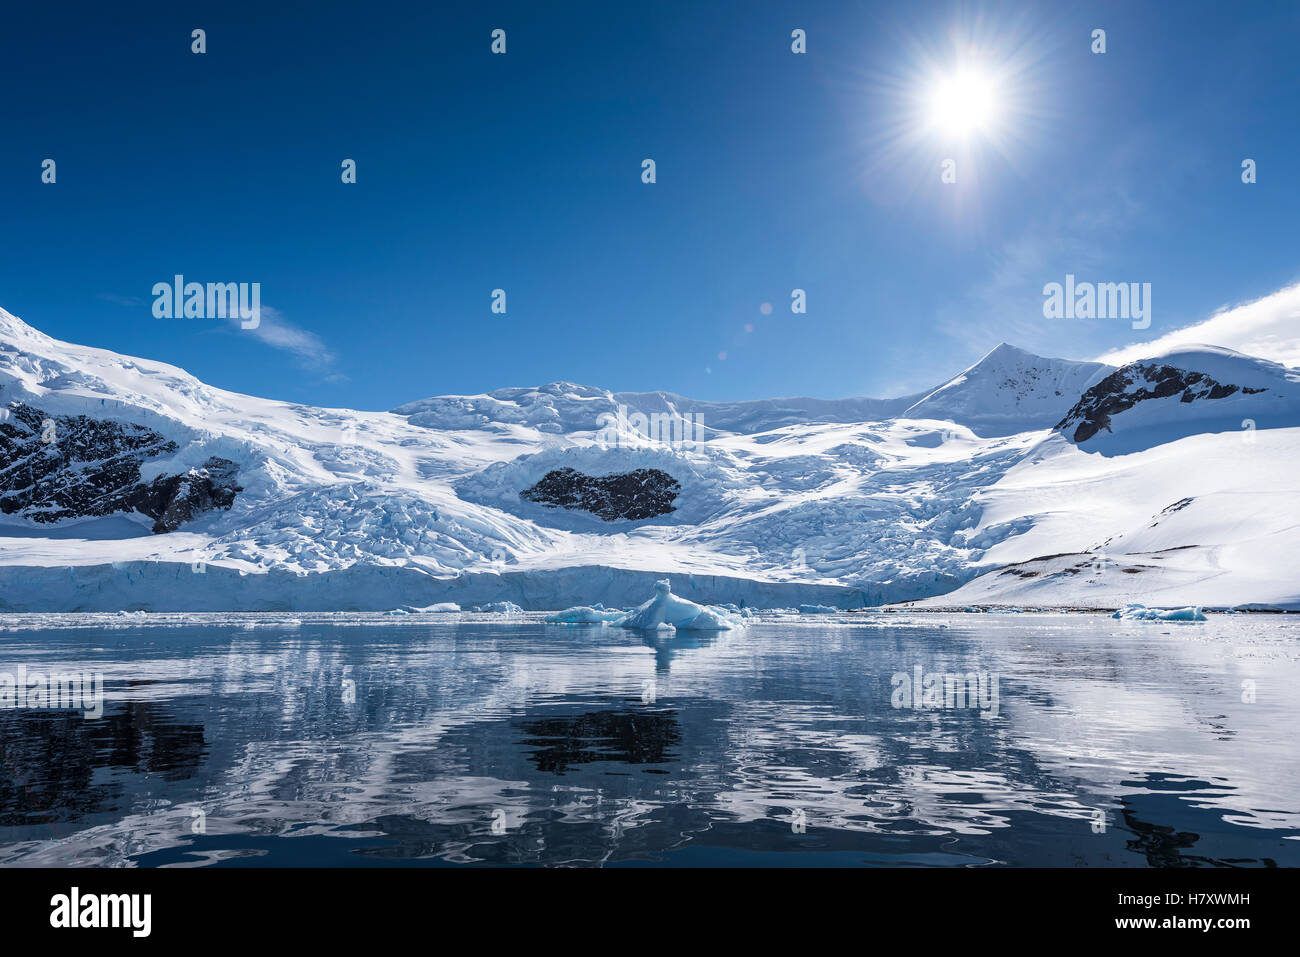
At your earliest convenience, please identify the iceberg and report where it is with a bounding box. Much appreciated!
[545,605,628,625]
[1112,603,1207,622]
[407,602,461,614]
[617,580,743,631]
[472,601,523,614]
[545,580,744,631]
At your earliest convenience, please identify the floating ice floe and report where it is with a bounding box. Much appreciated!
[798,604,838,615]
[546,580,744,631]
[545,606,629,625]
[471,601,523,614]
[405,602,461,613]
[1112,603,1207,622]
[709,602,755,619]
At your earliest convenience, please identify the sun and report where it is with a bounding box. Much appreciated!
[854,19,1048,208]
[927,67,1000,139]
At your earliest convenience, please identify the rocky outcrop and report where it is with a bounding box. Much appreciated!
[0,401,240,532]
[1055,362,1266,444]
[128,457,242,533]
[521,467,680,521]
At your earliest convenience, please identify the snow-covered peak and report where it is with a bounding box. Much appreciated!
[0,304,212,418]
[1055,345,1300,451]
[391,343,1120,439]
[982,341,1039,362]
[1118,343,1300,389]
[0,306,56,350]
[902,342,1113,436]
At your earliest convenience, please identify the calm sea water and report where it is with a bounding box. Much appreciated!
[1,612,1297,867]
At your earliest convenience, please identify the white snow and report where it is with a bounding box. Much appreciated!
[2,305,1298,611]
[1065,344,1300,455]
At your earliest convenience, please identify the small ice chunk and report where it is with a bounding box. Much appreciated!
[545,606,628,625]
[1112,603,1207,622]
[472,601,523,614]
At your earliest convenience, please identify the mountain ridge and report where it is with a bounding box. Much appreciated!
[1,304,1296,611]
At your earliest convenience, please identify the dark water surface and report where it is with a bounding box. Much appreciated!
[1,612,1296,867]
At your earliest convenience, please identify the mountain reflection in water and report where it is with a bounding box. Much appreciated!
[0,613,1296,867]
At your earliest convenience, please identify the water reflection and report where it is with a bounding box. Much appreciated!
[517,707,683,773]
[0,703,205,826]
[0,613,1296,867]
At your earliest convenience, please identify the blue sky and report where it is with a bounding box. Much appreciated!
[1,0,1297,409]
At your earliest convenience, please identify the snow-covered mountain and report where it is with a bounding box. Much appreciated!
[0,306,1296,611]
[1055,345,1300,452]
[902,342,1112,436]
[393,382,921,435]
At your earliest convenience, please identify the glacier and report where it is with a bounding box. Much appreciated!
[1,305,1298,612]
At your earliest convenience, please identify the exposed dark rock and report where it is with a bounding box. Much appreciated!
[128,457,242,533]
[1055,363,1267,443]
[1154,497,1195,523]
[521,467,680,521]
[0,400,240,533]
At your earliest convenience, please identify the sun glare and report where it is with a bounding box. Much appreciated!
[927,68,1000,138]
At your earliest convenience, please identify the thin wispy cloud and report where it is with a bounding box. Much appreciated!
[107,290,340,377]
[227,305,337,371]
[1098,279,1300,369]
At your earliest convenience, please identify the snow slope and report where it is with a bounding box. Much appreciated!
[912,347,1300,609]
[0,305,1296,611]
